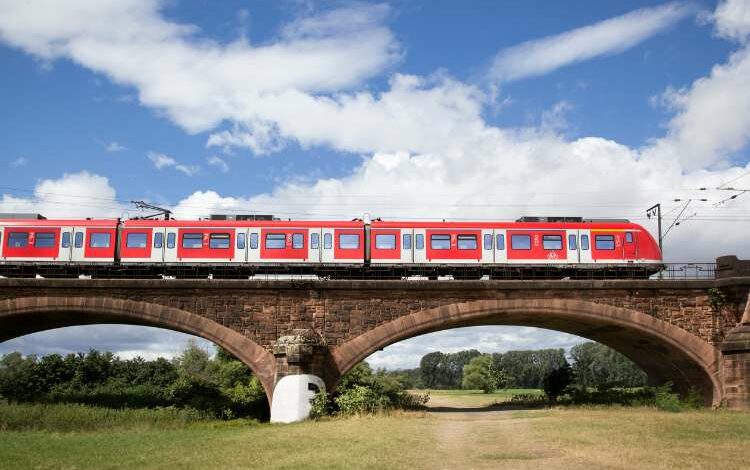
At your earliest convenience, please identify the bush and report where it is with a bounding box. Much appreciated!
[542,363,573,402]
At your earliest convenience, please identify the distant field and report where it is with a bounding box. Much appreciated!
[419,388,543,408]
[2,396,750,470]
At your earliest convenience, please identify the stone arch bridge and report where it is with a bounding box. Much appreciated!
[1,276,749,422]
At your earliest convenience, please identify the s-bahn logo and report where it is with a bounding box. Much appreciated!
[547,252,558,260]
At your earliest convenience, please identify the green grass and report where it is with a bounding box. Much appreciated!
[2,398,750,469]
[418,388,542,407]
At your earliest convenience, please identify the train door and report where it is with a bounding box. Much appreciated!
[321,227,335,263]
[70,227,86,262]
[481,229,494,263]
[163,229,178,263]
[401,228,414,263]
[413,228,427,263]
[59,226,74,262]
[247,228,260,263]
[623,231,637,259]
[567,230,579,263]
[578,229,592,263]
[235,228,248,262]
[309,228,322,263]
[494,230,507,264]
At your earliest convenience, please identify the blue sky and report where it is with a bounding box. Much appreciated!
[1,0,750,368]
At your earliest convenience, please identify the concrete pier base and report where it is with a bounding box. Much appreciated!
[270,374,325,423]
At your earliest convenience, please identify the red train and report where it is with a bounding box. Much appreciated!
[0,215,663,279]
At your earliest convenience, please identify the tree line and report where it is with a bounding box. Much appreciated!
[383,342,647,392]
[0,341,268,420]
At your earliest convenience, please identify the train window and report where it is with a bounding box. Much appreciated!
[62,232,71,249]
[126,233,148,248]
[542,235,562,250]
[154,233,164,249]
[237,233,246,250]
[311,233,320,249]
[625,232,633,243]
[457,235,477,250]
[581,235,589,250]
[8,232,29,248]
[167,233,176,249]
[483,234,493,250]
[496,234,505,250]
[415,234,424,250]
[403,234,412,250]
[292,233,304,249]
[74,232,84,248]
[324,233,332,249]
[182,233,203,249]
[511,234,531,250]
[430,234,451,250]
[250,233,259,249]
[266,233,286,249]
[209,234,230,249]
[90,233,111,248]
[595,235,615,250]
[35,232,56,248]
[0,231,2,247]
[339,234,360,249]
[568,234,577,250]
[375,234,396,250]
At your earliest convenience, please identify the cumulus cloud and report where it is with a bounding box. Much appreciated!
[714,0,750,43]
[0,0,399,134]
[0,171,123,218]
[489,3,692,82]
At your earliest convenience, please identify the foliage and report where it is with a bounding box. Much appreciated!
[312,361,428,418]
[542,363,573,402]
[707,288,727,312]
[570,342,647,389]
[420,350,481,389]
[0,342,268,421]
[491,349,568,389]
[461,355,510,393]
[0,402,213,432]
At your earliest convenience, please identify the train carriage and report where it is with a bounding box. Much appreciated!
[0,214,663,279]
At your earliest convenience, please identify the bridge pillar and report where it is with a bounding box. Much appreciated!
[721,294,750,410]
[270,329,328,423]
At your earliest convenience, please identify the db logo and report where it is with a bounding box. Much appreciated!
[547,252,559,260]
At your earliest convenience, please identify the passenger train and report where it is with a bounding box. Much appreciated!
[0,215,663,279]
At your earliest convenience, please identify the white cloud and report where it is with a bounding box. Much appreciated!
[714,0,750,43]
[0,171,123,218]
[0,0,399,134]
[206,155,229,173]
[366,326,584,370]
[147,151,177,169]
[0,325,215,361]
[105,141,126,152]
[489,2,692,82]
[9,156,28,167]
[147,151,199,176]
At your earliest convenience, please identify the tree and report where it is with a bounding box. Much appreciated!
[492,349,567,389]
[462,355,497,393]
[542,362,573,402]
[420,349,481,389]
[570,342,646,389]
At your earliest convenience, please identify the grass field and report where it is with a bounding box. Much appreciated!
[2,394,749,470]
[421,388,542,408]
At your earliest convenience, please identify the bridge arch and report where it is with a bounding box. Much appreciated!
[0,296,276,399]
[331,298,723,405]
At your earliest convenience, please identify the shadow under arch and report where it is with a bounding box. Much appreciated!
[331,298,723,405]
[0,296,276,400]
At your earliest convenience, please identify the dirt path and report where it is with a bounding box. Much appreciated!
[424,404,581,469]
